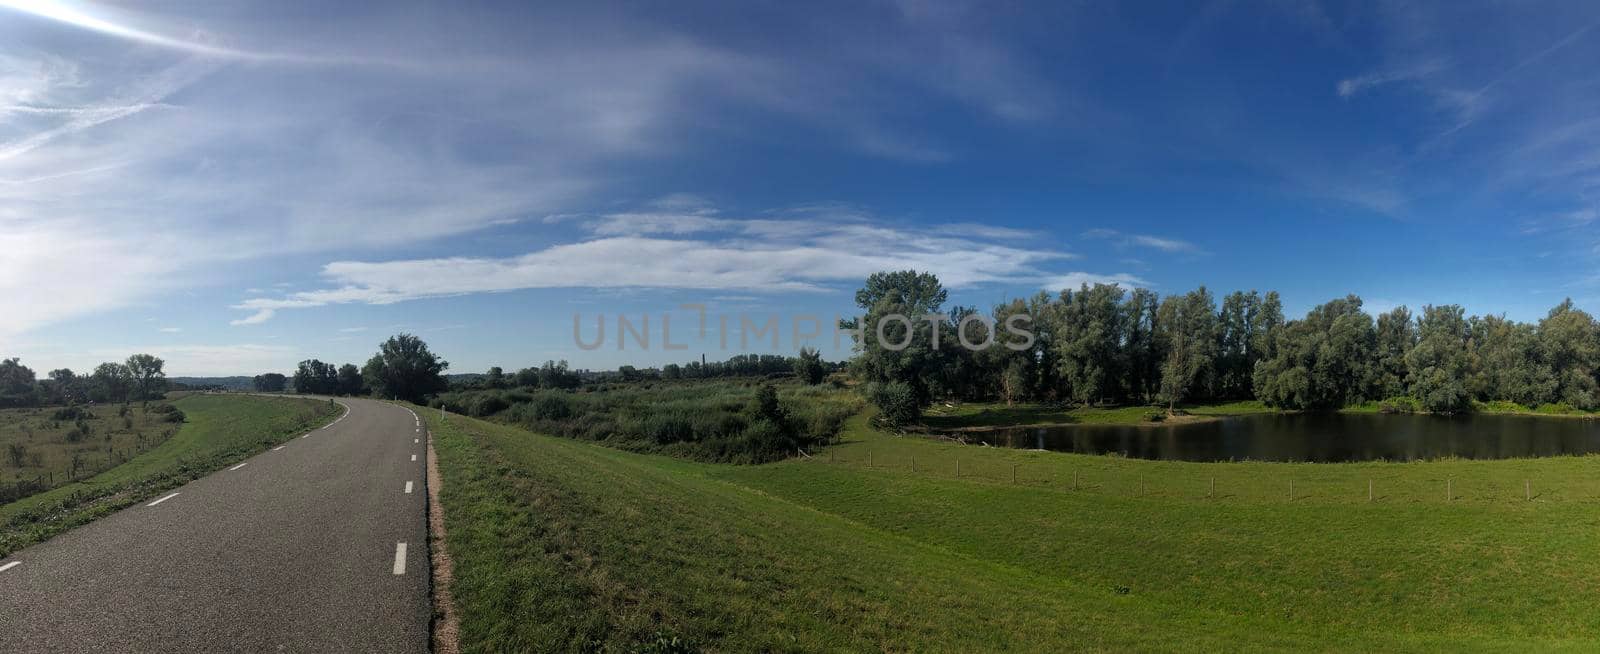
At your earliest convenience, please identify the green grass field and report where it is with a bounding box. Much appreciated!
[0,394,340,557]
[432,406,1600,652]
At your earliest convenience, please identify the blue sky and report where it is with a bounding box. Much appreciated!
[2,0,1598,375]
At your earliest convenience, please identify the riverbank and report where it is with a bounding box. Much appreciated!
[924,398,1599,432]
[921,400,1280,431]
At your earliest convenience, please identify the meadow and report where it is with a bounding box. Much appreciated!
[0,402,187,504]
[0,394,340,557]
[430,404,1600,652]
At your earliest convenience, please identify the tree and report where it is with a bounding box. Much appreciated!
[537,360,579,390]
[1538,299,1600,409]
[337,364,365,396]
[513,367,541,388]
[843,270,949,424]
[1470,315,1554,406]
[1054,283,1127,405]
[1155,287,1218,410]
[1405,305,1475,414]
[484,366,507,389]
[92,362,133,403]
[795,346,826,385]
[125,354,166,401]
[253,373,288,392]
[0,358,38,407]
[1374,306,1416,398]
[361,334,450,403]
[1122,288,1162,403]
[43,368,80,405]
[294,359,339,395]
[1253,295,1376,410]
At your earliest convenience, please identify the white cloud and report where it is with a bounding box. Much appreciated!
[230,208,1081,321]
[1082,228,1203,254]
[158,326,181,333]
[337,326,369,333]
[229,309,274,326]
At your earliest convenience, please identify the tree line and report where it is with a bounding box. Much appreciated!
[845,270,1600,424]
[0,355,167,408]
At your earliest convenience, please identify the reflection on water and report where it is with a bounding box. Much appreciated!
[964,413,1600,462]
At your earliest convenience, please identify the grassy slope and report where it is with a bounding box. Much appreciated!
[0,394,340,556]
[433,409,1600,652]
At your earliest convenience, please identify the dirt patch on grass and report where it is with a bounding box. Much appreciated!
[426,414,462,654]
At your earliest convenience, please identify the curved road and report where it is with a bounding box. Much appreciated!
[0,397,430,653]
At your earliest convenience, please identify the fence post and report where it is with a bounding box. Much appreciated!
[911,455,916,473]
[1012,463,1017,484]
[1209,477,1214,499]
[956,459,961,477]
[1525,479,1530,501]
[1289,479,1294,502]
[1446,478,1452,502]
[1368,478,1373,503]
[868,451,873,468]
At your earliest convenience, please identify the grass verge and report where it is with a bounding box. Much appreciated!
[0,394,341,557]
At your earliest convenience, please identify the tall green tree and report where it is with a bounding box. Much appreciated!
[1215,291,1264,399]
[1373,306,1416,398]
[253,372,288,392]
[1406,305,1475,414]
[1538,299,1600,409]
[794,346,826,385]
[1122,288,1162,403]
[125,354,166,401]
[294,359,339,394]
[92,362,132,403]
[1156,287,1218,410]
[1253,295,1377,410]
[1054,283,1128,405]
[362,334,450,403]
[0,358,38,408]
[337,364,365,396]
[1470,315,1554,406]
[843,270,949,424]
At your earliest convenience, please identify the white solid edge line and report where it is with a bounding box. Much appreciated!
[272,445,286,451]
[301,433,311,439]
[0,561,20,573]
[404,481,414,494]
[393,542,407,575]
[229,462,248,471]
[147,492,180,507]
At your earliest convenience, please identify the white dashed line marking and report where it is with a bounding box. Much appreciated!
[301,433,311,439]
[411,454,417,462]
[0,561,20,573]
[272,445,286,451]
[228,463,248,471]
[147,493,180,507]
[413,438,419,444]
[392,543,407,575]
[404,481,414,494]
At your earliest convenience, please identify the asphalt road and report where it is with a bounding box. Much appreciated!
[0,397,430,653]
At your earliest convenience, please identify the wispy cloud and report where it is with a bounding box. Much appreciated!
[229,203,1106,322]
[1082,228,1204,254]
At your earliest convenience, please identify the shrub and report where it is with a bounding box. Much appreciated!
[528,392,574,421]
[1378,396,1422,414]
[868,381,921,427]
[51,406,92,421]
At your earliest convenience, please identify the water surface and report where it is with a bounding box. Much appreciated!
[963,413,1600,462]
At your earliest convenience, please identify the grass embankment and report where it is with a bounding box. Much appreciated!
[0,394,340,556]
[432,408,1600,651]
[923,400,1277,429]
